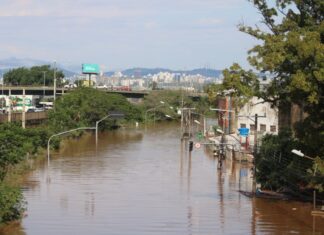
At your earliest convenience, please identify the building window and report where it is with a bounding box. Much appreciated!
[260,124,266,132]
[250,124,255,131]
[240,123,246,128]
[270,125,276,132]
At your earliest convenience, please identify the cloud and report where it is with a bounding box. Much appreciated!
[197,18,223,26]
[144,21,158,30]
[0,44,23,54]
[0,0,145,18]
[0,0,258,69]
[0,0,248,18]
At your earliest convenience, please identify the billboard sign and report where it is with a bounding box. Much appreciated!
[82,64,100,74]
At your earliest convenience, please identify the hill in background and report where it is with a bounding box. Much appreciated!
[0,57,223,78]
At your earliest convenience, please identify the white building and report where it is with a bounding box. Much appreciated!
[237,97,278,134]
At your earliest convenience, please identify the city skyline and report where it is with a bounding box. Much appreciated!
[0,0,261,71]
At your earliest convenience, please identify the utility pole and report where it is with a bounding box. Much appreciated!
[53,61,57,101]
[252,113,258,193]
[22,88,26,129]
[254,114,258,154]
[181,107,195,139]
[8,88,11,123]
[1,71,3,111]
[42,71,47,98]
[236,112,266,193]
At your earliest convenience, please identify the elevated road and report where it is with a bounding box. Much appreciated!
[0,86,206,100]
[0,86,149,98]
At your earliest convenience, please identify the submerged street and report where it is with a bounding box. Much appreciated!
[3,123,323,235]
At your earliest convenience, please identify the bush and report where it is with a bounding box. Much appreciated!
[48,87,143,132]
[0,184,26,224]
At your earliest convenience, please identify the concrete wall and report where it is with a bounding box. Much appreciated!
[0,111,47,124]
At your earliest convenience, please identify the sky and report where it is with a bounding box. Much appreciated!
[0,0,261,71]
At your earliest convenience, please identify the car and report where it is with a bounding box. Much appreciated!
[64,84,77,89]
[27,108,36,112]
[96,85,107,89]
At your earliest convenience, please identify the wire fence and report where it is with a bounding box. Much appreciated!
[257,150,324,208]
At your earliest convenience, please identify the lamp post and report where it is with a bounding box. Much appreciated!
[53,60,57,101]
[165,114,173,119]
[42,71,47,107]
[47,127,96,166]
[291,149,317,210]
[145,101,166,124]
[96,113,124,145]
[209,108,236,134]
[192,112,206,137]
[1,71,3,112]
[291,149,315,161]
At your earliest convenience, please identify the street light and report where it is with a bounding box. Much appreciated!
[216,129,224,134]
[1,71,3,112]
[145,101,166,124]
[291,149,315,160]
[53,60,56,101]
[47,127,96,165]
[291,149,317,210]
[42,71,47,106]
[96,113,124,145]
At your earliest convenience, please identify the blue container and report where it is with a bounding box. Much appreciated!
[238,128,249,137]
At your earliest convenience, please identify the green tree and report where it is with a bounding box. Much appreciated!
[239,0,324,193]
[4,65,65,86]
[207,63,259,108]
[0,129,25,181]
[47,87,142,133]
[0,123,49,224]
[239,0,323,156]
[0,123,49,181]
[0,184,25,224]
[308,157,324,192]
[142,90,198,121]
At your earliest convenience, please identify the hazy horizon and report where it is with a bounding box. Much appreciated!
[0,0,260,71]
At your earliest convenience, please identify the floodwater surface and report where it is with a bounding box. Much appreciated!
[2,123,323,234]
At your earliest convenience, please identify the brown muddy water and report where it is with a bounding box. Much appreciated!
[2,123,323,235]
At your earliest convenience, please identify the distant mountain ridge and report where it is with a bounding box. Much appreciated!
[0,57,223,78]
[105,68,222,78]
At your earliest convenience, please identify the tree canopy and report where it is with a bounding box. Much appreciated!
[0,123,48,224]
[47,87,143,133]
[207,63,259,108]
[4,65,65,86]
[238,0,324,193]
[239,0,323,154]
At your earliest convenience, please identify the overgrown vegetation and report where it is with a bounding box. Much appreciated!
[205,1,323,196]
[3,65,65,86]
[257,131,324,200]
[142,90,214,122]
[47,87,143,133]
[209,0,324,196]
[207,63,260,108]
[0,87,144,225]
[0,123,49,225]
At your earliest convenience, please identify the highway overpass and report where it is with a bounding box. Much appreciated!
[0,86,149,99]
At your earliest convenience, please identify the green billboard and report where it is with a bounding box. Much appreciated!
[82,64,100,74]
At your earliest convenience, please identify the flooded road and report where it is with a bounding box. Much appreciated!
[3,123,324,234]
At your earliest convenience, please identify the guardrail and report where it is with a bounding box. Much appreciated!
[0,111,48,124]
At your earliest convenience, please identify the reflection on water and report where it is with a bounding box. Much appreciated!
[2,123,323,235]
